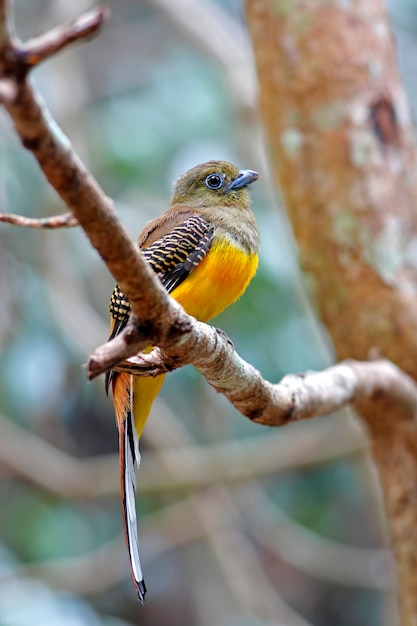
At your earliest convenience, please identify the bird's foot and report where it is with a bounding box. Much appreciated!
[213,326,234,349]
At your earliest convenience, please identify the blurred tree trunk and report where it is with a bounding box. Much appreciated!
[246,0,417,624]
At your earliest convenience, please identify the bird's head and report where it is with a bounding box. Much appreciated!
[171,160,259,208]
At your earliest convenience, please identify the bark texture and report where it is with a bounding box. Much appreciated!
[246,1,417,623]
[247,0,417,378]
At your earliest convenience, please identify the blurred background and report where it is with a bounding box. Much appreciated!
[0,0,414,624]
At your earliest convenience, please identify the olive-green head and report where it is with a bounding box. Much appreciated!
[171,160,259,208]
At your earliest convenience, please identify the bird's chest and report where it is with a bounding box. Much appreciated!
[171,239,258,322]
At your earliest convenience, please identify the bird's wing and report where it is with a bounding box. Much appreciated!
[143,213,214,292]
[105,213,213,389]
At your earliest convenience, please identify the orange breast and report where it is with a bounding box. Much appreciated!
[171,239,258,322]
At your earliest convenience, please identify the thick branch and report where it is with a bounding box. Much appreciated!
[91,309,417,427]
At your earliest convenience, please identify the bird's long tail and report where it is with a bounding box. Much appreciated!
[119,405,146,603]
[113,371,165,603]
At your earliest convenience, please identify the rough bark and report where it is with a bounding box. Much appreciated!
[246,0,417,378]
[246,1,417,623]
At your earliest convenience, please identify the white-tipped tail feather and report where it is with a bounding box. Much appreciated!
[120,398,146,603]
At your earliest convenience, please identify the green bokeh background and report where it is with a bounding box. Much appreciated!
[0,0,412,624]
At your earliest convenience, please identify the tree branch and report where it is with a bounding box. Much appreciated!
[94,315,417,427]
[0,211,78,228]
[19,7,109,69]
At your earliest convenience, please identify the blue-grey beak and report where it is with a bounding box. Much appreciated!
[226,169,259,192]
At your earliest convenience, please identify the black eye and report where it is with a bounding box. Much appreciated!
[205,173,223,190]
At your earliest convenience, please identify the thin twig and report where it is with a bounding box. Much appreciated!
[19,7,109,68]
[0,211,78,228]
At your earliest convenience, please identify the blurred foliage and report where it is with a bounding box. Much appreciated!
[1,0,414,624]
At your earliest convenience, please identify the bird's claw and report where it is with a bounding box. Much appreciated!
[213,326,234,348]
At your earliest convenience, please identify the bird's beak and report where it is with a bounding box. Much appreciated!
[226,169,259,192]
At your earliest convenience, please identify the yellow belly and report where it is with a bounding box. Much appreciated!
[171,239,258,322]
[132,240,258,435]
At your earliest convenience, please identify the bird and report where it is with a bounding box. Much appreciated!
[106,160,260,603]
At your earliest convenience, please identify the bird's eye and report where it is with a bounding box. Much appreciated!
[205,173,223,190]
